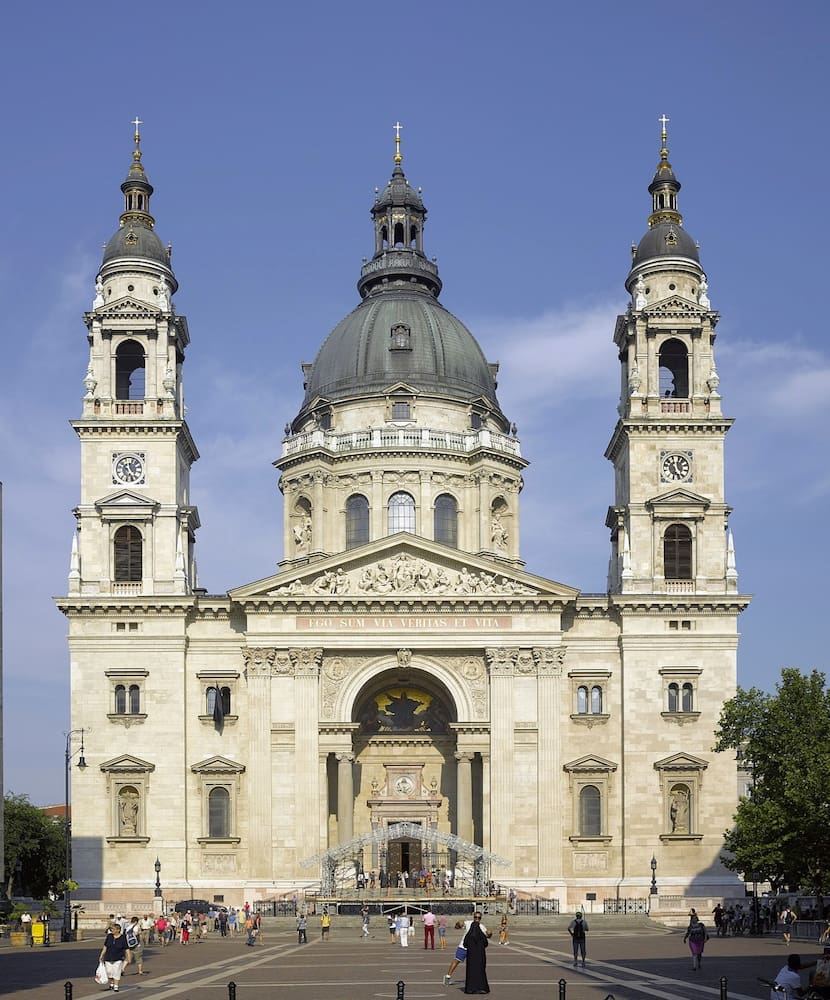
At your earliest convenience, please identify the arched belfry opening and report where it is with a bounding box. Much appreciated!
[325,665,484,889]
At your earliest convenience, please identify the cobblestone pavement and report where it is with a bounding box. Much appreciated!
[0,920,818,1000]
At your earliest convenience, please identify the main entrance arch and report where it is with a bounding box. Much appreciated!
[321,663,486,874]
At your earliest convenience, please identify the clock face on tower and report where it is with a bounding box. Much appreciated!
[112,452,146,485]
[660,451,692,483]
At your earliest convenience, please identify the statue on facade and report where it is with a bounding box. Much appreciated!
[634,275,647,310]
[698,276,710,309]
[119,790,139,835]
[490,513,509,552]
[157,276,170,311]
[706,364,720,395]
[93,275,105,309]
[670,786,690,834]
[293,515,312,552]
[628,363,641,396]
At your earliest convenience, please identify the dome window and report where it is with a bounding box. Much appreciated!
[387,492,415,534]
[390,323,412,351]
[434,494,458,548]
[391,401,410,420]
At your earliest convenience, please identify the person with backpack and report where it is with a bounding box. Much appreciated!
[123,916,147,975]
[782,906,796,945]
[568,912,589,968]
[683,910,709,970]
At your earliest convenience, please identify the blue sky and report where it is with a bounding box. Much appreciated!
[1,1,826,804]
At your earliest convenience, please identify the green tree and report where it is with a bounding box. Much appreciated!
[714,668,830,893]
[3,794,66,899]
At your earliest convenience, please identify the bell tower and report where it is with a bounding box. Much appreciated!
[605,118,737,596]
[68,121,199,597]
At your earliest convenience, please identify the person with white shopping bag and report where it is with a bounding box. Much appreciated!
[98,922,129,991]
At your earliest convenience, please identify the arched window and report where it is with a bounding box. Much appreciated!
[114,684,126,714]
[591,685,603,714]
[345,494,370,549]
[114,525,143,582]
[668,682,680,713]
[434,494,458,547]
[579,785,601,836]
[128,684,140,714]
[658,339,689,398]
[682,682,694,713]
[577,686,588,714]
[388,492,415,534]
[208,787,230,838]
[664,524,692,579]
[206,686,231,716]
[115,340,145,401]
[393,222,405,247]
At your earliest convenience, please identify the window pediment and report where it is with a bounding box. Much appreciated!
[383,381,421,396]
[95,491,160,519]
[191,755,246,775]
[96,296,159,320]
[100,754,155,774]
[647,488,710,513]
[654,752,708,772]
[564,754,618,773]
[645,295,705,319]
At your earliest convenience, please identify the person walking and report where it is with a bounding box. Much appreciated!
[783,906,796,945]
[361,905,370,939]
[397,911,410,947]
[683,911,709,971]
[321,909,331,941]
[297,913,308,944]
[568,911,589,968]
[498,913,509,945]
[443,913,490,986]
[99,922,129,992]
[463,916,490,995]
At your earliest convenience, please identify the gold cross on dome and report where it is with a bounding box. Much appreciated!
[658,113,670,136]
[393,121,403,163]
[132,116,143,141]
[393,121,403,139]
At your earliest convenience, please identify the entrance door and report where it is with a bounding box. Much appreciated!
[387,839,423,883]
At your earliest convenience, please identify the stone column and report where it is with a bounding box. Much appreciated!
[455,751,474,843]
[485,648,515,862]
[242,648,275,879]
[535,646,566,877]
[336,752,355,844]
[371,471,383,541]
[290,648,323,866]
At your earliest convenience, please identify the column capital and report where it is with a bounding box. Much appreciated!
[485,646,517,675]
[242,647,276,677]
[289,647,323,677]
[454,751,474,764]
[335,752,355,764]
[533,645,567,676]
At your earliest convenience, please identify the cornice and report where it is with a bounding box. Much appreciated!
[276,447,527,476]
[235,595,569,615]
[56,595,198,616]
[611,595,751,615]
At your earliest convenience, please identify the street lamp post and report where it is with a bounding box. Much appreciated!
[650,854,658,896]
[154,858,162,898]
[63,730,87,942]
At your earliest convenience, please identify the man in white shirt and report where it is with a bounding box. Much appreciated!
[771,955,815,1000]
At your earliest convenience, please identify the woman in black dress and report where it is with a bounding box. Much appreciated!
[463,916,490,994]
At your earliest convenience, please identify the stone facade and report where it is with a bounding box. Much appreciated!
[59,126,748,909]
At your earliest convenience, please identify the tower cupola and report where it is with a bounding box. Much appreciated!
[357,123,441,300]
[99,119,177,291]
[628,116,700,276]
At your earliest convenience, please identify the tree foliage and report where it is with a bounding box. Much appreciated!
[3,794,66,899]
[714,668,830,893]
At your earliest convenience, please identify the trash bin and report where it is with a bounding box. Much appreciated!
[31,922,46,946]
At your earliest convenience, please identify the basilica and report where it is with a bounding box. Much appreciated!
[59,122,749,909]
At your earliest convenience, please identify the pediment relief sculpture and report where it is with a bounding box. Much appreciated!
[269,551,538,597]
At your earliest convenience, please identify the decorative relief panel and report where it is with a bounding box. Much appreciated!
[202,853,238,874]
[321,655,361,718]
[573,852,608,873]
[270,551,538,597]
[533,646,567,676]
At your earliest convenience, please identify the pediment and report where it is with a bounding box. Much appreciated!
[383,381,421,396]
[645,295,706,319]
[96,489,158,507]
[96,296,160,320]
[647,487,710,509]
[100,754,155,774]
[563,754,618,773]
[190,755,246,775]
[654,752,709,771]
[231,534,579,603]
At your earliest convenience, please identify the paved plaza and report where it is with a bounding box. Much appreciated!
[0,918,819,1000]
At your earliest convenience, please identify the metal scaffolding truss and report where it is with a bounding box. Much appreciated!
[301,823,509,896]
